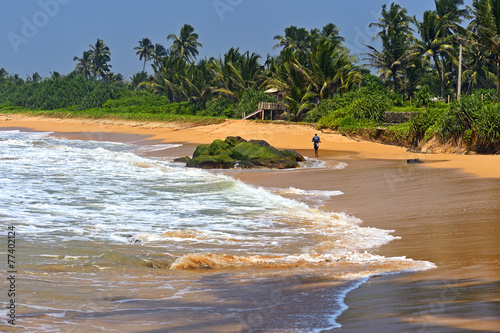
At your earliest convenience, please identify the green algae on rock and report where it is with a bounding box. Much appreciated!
[181,136,305,169]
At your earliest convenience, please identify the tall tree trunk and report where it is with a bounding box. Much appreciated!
[497,57,500,101]
[433,54,445,99]
[393,69,398,93]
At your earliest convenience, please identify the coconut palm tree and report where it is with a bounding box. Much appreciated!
[469,0,500,99]
[73,50,93,79]
[167,24,203,63]
[366,3,414,95]
[435,0,470,36]
[134,37,154,72]
[273,26,311,53]
[89,38,112,80]
[462,40,496,91]
[129,71,149,91]
[179,59,214,108]
[294,37,361,99]
[410,10,456,98]
[149,54,188,102]
[320,23,345,43]
[0,68,8,79]
[264,48,312,120]
[210,48,264,99]
[31,72,42,83]
[152,43,168,68]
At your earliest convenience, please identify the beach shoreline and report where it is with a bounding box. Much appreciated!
[2,114,500,332]
[1,113,499,179]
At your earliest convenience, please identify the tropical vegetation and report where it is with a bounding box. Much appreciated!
[1,2,500,153]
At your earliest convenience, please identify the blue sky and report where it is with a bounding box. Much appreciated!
[1,0,467,80]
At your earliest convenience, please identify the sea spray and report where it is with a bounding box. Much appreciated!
[0,130,436,333]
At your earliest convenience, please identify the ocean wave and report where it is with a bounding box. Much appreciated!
[169,251,435,276]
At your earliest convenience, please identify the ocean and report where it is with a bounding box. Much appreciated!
[0,130,434,332]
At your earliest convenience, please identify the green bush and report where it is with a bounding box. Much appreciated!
[409,107,441,140]
[199,98,236,118]
[436,95,483,141]
[415,85,434,108]
[317,106,378,131]
[0,73,125,110]
[305,99,340,122]
[237,88,277,118]
[307,86,394,123]
[471,89,496,102]
[99,92,198,115]
[475,104,500,149]
[76,82,121,110]
[350,94,392,123]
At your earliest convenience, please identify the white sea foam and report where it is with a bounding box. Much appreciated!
[335,161,348,169]
[133,143,183,153]
[0,130,436,333]
[0,130,401,256]
[275,186,344,198]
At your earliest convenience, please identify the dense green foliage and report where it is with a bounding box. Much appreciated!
[2,1,500,152]
[0,73,123,110]
[315,90,500,153]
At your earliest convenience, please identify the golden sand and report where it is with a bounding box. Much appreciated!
[2,113,499,332]
[1,114,498,178]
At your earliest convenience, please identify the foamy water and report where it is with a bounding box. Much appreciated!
[0,131,434,332]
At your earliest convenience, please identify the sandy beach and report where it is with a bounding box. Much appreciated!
[1,113,499,179]
[2,114,500,332]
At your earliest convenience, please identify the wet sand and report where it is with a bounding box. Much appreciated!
[2,114,500,332]
[1,114,499,178]
[230,152,500,332]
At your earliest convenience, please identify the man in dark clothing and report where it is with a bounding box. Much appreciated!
[312,133,321,157]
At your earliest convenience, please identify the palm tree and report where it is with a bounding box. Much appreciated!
[294,37,361,99]
[366,3,414,94]
[31,72,42,83]
[0,68,8,79]
[273,26,311,52]
[150,54,188,102]
[462,40,495,91]
[469,0,500,99]
[89,38,112,80]
[130,71,149,91]
[210,48,264,99]
[134,37,154,72]
[269,24,361,118]
[180,59,214,108]
[167,24,203,63]
[410,10,456,98]
[320,23,345,43]
[264,48,312,120]
[152,43,168,68]
[435,0,470,36]
[73,50,93,79]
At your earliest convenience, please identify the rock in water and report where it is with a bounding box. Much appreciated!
[184,136,305,169]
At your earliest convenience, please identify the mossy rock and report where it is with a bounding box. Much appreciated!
[231,141,285,161]
[192,144,209,158]
[186,137,305,169]
[173,156,191,163]
[281,149,306,162]
[186,153,235,169]
[207,139,230,156]
[224,136,247,147]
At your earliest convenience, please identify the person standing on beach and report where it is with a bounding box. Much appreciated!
[312,133,321,157]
